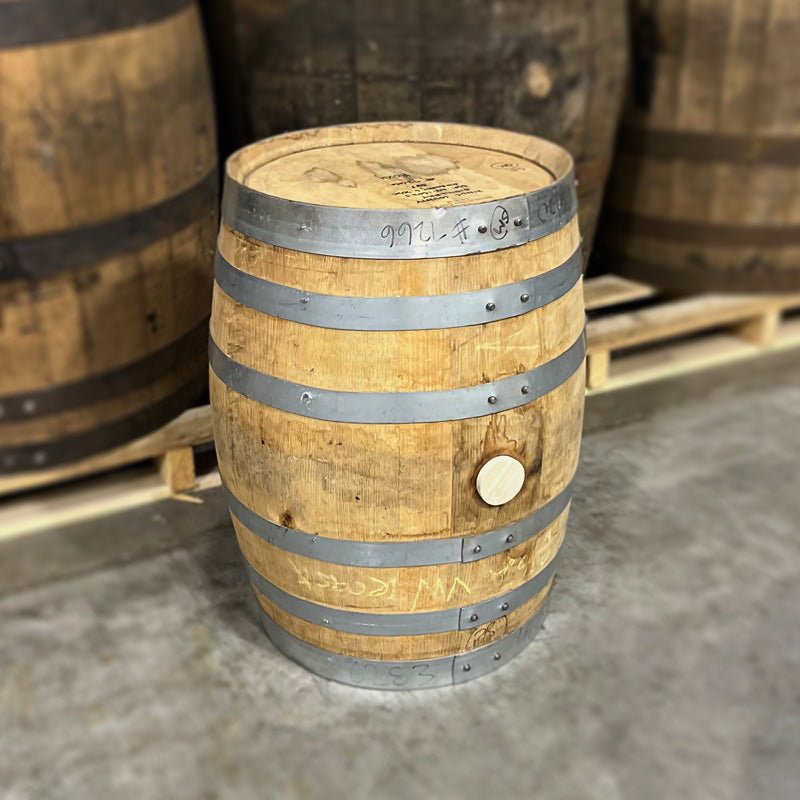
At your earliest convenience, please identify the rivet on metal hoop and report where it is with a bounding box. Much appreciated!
[470,613,479,622]
[462,663,471,672]
[493,652,502,661]
[513,218,523,227]
[520,293,530,303]
[521,385,530,395]
[487,395,498,405]
[477,225,487,234]
[22,399,36,415]
[485,301,496,311]
[506,534,514,544]
[473,545,482,554]
[501,602,510,611]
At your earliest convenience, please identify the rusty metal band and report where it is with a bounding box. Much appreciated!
[609,210,800,248]
[221,167,577,260]
[246,555,557,636]
[0,169,217,283]
[618,127,800,166]
[209,331,585,424]
[0,0,194,49]
[0,318,209,423]
[214,247,582,331]
[256,596,551,690]
[0,370,206,473]
[224,476,573,567]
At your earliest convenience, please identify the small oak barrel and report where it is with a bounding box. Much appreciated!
[604,0,800,293]
[211,122,585,689]
[0,0,218,473]
[201,0,627,263]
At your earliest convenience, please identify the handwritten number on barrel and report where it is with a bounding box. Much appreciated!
[381,225,395,248]
[411,664,435,685]
[413,221,432,242]
[490,206,510,240]
[398,221,412,246]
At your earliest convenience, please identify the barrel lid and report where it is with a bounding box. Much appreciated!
[222,122,576,260]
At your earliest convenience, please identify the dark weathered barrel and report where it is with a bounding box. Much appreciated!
[210,122,585,688]
[604,0,800,292]
[0,0,218,473]
[202,0,627,261]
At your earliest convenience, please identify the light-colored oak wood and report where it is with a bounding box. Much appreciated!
[585,350,611,390]
[475,455,526,507]
[0,4,217,472]
[586,293,800,354]
[583,275,657,310]
[735,309,781,348]
[158,447,196,494]
[212,123,586,664]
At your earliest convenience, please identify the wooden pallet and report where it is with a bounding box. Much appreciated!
[584,275,800,393]
[2,275,799,529]
[0,406,215,498]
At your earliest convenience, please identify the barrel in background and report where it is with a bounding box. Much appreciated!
[210,122,585,688]
[604,0,800,293]
[0,0,218,473]
[201,0,628,262]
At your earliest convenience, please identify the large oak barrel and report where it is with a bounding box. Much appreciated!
[202,0,627,262]
[604,0,800,292]
[0,0,218,473]
[211,122,585,688]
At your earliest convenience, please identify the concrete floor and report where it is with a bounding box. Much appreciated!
[2,365,799,800]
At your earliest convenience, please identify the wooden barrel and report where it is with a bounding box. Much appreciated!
[0,0,218,473]
[202,0,627,262]
[604,0,800,293]
[211,122,585,688]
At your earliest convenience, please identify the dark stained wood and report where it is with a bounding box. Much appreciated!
[203,0,628,259]
[604,0,800,293]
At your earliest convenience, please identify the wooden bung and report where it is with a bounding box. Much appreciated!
[0,0,217,474]
[211,122,586,689]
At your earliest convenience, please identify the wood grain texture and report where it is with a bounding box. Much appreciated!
[202,0,628,259]
[475,455,526,507]
[605,0,800,292]
[0,4,218,471]
[211,124,585,665]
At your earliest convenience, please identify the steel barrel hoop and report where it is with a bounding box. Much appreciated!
[221,168,577,260]
[214,247,582,331]
[256,597,551,690]
[208,331,586,425]
[224,476,574,568]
